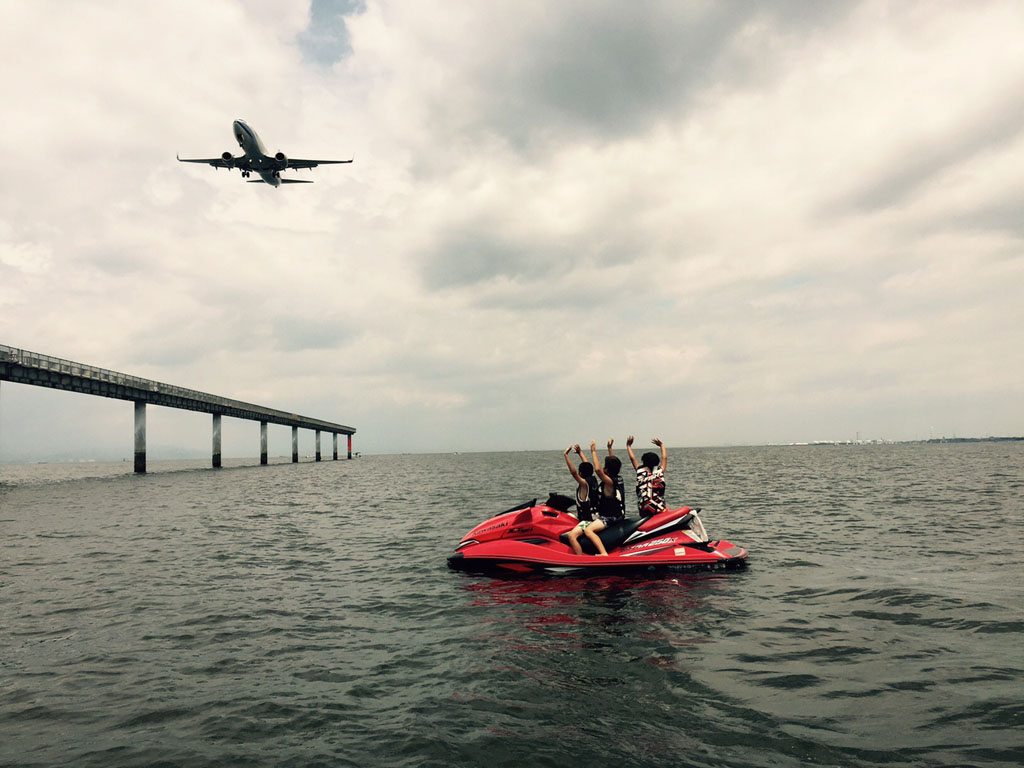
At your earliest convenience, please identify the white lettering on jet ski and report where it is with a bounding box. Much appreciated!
[624,537,674,551]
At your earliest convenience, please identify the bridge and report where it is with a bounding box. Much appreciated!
[0,344,355,473]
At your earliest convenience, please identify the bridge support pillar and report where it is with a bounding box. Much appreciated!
[315,430,321,462]
[347,434,352,460]
[260,421,268,465]
[212,413,222,468]
[134,401,146,474]
[332,433,338,461]
[292,426,298,463]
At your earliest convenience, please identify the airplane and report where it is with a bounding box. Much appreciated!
[177,119,352,186]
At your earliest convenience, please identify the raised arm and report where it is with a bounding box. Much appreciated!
[564,445,582,483]
[606,437,616,457]
[591,440,613,491]
[626,435,639,470]
[652,438,667,471]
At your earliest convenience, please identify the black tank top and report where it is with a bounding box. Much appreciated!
[576,482,595,521]
[614,475,626,515]
[596,477,625,519]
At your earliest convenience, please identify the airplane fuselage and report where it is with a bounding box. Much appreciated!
[233,119,286,187]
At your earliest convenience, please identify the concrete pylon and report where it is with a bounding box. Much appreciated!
[212,413,222,468]
[134,401,146,474]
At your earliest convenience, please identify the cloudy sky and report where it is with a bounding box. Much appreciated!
[2,0,1023,459]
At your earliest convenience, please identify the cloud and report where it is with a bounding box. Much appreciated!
[1,0,1023,459]
[831,86,1024,215]
[298,0,366,66]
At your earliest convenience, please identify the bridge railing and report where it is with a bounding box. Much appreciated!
[0,344,353,433]
[2,345,158,391]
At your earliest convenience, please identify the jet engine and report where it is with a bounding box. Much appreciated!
[275,152,288,169]
[221,151,234,167]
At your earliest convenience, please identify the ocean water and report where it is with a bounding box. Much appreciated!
[2,444,1022,768]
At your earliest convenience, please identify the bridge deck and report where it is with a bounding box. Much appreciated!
[0,344,354,435]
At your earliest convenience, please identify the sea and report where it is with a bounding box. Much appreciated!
[1,443,1022,768]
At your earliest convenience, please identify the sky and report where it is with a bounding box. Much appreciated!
[2,0,1023,460]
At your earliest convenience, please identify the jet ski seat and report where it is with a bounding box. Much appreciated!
[559,516,646,555]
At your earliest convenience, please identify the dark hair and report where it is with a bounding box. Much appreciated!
[578,461,594,478]
[641,451,659,469]
[604,455,622,477]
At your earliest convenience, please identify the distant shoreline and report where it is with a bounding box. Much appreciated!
[770,436,1024,447]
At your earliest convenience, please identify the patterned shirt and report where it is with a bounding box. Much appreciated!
[635,466,666,515]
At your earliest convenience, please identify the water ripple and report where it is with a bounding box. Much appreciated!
[2,444,1023,767]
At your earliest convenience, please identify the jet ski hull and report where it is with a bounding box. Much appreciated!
[447,501,748,574]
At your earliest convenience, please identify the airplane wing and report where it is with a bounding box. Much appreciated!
[176,155,252,171]
[286,158,354,170]
[177,155,231,168]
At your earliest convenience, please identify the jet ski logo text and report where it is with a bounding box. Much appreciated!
[624,537,674,551]
[476,521,509,535]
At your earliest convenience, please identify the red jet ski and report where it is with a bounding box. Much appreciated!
[448,496,748,574]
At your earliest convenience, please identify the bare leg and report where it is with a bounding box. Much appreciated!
[584,520,609,556]
[567,526,585,556]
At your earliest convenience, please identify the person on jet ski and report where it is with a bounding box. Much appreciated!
[563,444,597,521]
[626,436,668,517]
[604,438,628,507]
[565,441,627,556]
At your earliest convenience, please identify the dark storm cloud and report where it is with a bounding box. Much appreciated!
[461,1,849,148]
[502,6,733,139]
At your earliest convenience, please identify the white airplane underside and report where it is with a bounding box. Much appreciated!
[177,119,352,187]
